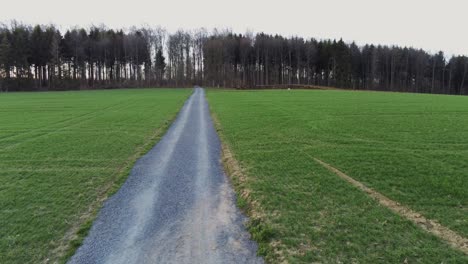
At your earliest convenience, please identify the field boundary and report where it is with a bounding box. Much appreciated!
[43,97,189,264]
[313,157,468,255]
[253,84,334,90]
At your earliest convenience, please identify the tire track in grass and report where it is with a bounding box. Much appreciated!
[313,157,468,255]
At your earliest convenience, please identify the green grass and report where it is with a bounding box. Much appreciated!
[0,88,191,263]
[207,89,468,263]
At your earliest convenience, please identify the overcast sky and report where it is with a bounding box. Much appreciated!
[1,0,467,56]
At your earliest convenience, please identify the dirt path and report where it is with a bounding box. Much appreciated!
[68,88,263,264]
[313,158,468,255]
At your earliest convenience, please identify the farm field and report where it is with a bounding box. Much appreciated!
[0,88,191,263]
[207,89,468,263]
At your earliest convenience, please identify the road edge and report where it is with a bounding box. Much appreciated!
[209,110,285,263]
[44,91,193,264]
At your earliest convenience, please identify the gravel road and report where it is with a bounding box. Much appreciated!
[68,88,263,264]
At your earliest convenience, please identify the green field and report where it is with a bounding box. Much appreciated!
[0,89,191,263]
[2,88,467,263]
[207,89,468,263]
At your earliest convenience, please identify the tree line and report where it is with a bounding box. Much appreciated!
[0,21,467,95]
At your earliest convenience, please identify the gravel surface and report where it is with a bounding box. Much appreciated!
[68,88,263,264]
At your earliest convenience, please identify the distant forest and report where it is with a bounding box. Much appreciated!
[0,22,467,94]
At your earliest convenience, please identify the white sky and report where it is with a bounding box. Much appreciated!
[1,0,467,56]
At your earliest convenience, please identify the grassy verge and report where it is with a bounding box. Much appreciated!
[0,88,192,263]
[207,89,468,263]
[212,114,274,258]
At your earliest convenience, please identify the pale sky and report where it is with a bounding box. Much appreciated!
[1,0,467,56]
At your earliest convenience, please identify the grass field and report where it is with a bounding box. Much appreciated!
[207,89,468,263]
[0,88,191,263]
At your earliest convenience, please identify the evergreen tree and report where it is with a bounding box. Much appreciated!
[155,48,166,85]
